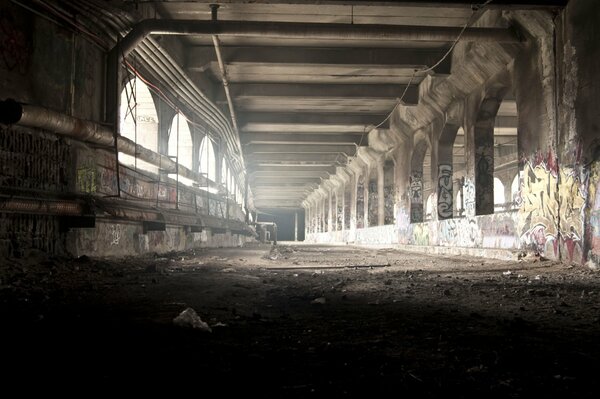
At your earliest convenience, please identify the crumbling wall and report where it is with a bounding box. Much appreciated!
[0,2,252,258]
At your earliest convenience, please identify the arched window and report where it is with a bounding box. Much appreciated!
[167,113,193,186]
[119,77,158,173]
[494,177,505,210]
[167,113,193,169]
[221,158,229,188]
[199,136,217,182]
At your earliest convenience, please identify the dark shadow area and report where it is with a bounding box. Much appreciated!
[2,245,599,397]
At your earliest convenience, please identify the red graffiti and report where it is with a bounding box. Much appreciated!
[0,11,30,74]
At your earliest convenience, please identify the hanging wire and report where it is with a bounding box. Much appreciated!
[357,0,496,147]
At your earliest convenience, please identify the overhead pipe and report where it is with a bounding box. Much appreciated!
[91,1,246,182]
[0,196,85,216]
[0,99,219,190]
[115,20,521,60]
[210,4,241,145]
[106,16,519,171]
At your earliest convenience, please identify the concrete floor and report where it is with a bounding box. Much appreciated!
[2,244,600,396]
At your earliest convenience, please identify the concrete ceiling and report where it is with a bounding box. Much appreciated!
[147,1,559,210]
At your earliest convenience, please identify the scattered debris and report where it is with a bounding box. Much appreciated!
[311,297,326,305]
[173,308,212,332]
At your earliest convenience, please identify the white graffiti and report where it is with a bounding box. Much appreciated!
[110,224,122,246]
[463,177,476,217]
[437,164,453,219]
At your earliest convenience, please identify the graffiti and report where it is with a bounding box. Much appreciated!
[518,159,585,260]
[475,146,494,214]
[0,10,31,74]
[411,224,429,246]
[411,204,423,224]
[410,172,423,223]
[99,168,117,195]
[409,172,423,203]
[77,165,97,194]
[463,178,476,217]
[437,217,483,247]
[357,174,365,229]
[437,165,453,219]
[384,186,394,225]
[109,224,122,246]
[590,161,600,259]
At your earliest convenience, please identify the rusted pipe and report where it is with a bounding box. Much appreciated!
[0,99,218,189]
[0,197,84,215]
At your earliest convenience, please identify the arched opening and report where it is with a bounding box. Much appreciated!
[494,177,505,211]
[494,95,519,212]
[199,136,217,183]
[119,77,158,173]
[167,113,193,186]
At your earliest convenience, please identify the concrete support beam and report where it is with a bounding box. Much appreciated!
[187,46,452,76]
[250,170,331,179]
[246,153,348,164]
[251,177,323,185]
[240,112,387,131]
[241,133,364,145]
[248,165,337,174]
[247,143,357,155]
[221,83,419,105]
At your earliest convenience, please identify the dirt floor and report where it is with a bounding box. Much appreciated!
[2,242,600,396]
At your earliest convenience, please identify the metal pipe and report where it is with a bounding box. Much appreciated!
[212,35,241,143]
[0,100,219,190]
[0,197,84,215]
[81,0,245,177]
[116,19,522,60]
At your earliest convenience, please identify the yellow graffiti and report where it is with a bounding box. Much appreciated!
[519,164,584,240]
[77,166,97,193]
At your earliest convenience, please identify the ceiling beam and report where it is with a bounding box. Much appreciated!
[187,46,452,75]
[252,177,323,185]
[250,170,330,178]
[239,113,386,134]
[241,133,364,145]
[246,143,357,155]
[248,165,337,174]
[246,153,348,163]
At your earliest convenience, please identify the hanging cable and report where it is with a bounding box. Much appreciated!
[357,0,495,146]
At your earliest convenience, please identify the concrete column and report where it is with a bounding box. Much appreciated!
[327,188,333,232]
[392,138,413,238]
[350,171,358,232]
[321,194,326,233]
[294,211,298,241]
[333,190,338,231]
[409,171,423,223]
[377,159,385,226]
[363,165,369,228]
[437,124,459,220]
[340,184,346,232]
